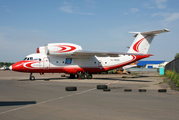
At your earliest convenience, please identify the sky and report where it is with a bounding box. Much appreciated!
[0,0,179,62]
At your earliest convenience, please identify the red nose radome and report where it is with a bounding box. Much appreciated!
[10,61,25,72]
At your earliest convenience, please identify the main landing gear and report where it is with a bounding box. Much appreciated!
[29,73,35,81]
[69,72,93,79]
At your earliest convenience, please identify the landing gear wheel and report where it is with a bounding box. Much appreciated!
[30,76,35,81]
[77,72,85,79]
[79,74,85,79]
[86,74,92,79]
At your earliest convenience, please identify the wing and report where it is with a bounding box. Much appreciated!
[72,50,152,57]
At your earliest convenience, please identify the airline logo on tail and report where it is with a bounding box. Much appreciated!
[133,36,148,52]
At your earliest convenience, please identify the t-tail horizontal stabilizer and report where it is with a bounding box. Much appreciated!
[127,29,170,54]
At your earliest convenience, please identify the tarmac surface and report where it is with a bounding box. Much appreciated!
[0,71,179,120]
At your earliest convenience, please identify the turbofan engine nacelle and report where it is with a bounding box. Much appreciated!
[45,43,82,55]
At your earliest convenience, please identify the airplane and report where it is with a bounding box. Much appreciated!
[9,29,169,80]
[122,61,138,69]
[0,66,6,70]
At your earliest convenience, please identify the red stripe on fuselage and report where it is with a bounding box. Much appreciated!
[11,55,151,74]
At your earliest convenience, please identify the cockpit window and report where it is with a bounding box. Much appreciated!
[23,57,41,61]
[23,57,27,60]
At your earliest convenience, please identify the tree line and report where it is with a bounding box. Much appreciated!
[175,53,179,59]
[0,62,15,67]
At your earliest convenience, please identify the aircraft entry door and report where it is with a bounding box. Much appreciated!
[43,57,50,69]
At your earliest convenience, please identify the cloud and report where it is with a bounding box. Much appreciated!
[143,0,167,9]
[131,8,139,13]
[78,12,95,15]
[59,5,73,13]
[123,8,139,15]
[59,1,95,15]
[1,6,11,12]
[152,12,179,24]
[154,0,167,9]
[143,3,155,9]
[164,13,179,23]
[59,2,73,13]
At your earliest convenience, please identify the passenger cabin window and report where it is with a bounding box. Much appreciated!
[30,57,33,60]
[34,58,38,61]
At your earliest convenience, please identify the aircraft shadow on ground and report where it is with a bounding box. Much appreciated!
[17,76,152,82]
[94,78,152,82]
[94,78,122,81]
[135,75,158,78]
[18,78,66,81]
[0,101,36,106]
[119,79,152,82]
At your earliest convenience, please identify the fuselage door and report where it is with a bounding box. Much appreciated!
[43,57,50,69]
[98,60,102,67]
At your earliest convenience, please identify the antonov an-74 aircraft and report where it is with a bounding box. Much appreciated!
[9,29,169,80]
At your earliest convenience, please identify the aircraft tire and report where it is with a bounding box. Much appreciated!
[65,87,77,91]
[139,89,146,92]
[97,85,108,89]
[79,74,85,79]
[30,76,35,81]
[103,89,111,91]
[86,74,92,79]
[158,89,167,92]
[61,75,66,77]
[124,89,132,92]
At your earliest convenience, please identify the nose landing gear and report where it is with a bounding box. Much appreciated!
[29,73,35,80]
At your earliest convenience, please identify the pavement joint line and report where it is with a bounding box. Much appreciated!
[0,80,116,115]
[105,80,118,85]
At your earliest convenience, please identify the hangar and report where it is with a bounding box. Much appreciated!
[136,61,166,68]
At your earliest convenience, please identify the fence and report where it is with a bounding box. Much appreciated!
[165,57,179,73]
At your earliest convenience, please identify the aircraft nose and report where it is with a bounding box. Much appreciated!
[9,65,12,70]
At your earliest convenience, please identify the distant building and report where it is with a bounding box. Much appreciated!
[136,61,166,68]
